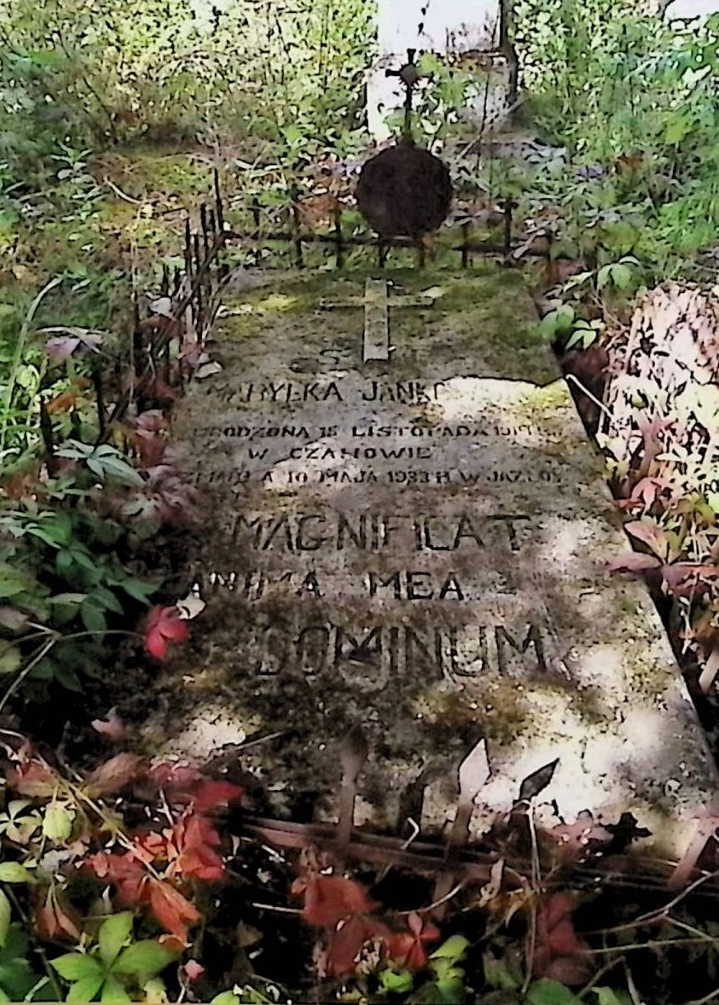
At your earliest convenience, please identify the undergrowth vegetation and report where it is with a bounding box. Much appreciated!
[2,0,719,1001]
[512,0,719,282]
[509,2,719,717]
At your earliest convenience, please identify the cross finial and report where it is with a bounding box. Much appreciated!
[385,49,423,141]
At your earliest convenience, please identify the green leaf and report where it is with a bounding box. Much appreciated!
[597,264,612,290]
[210,995,240,1005]
[111,941,175,979]
[0,890,10,949]
[380,967,414,993]
[0,953,36,1001]
[26,513,73,548]
[601,220,638,254]
[80,602,107,635]
[91,453,144,488]
[539,311,560,338]
[25,528,60,548]
[66,974,105,1003]
[595,989,632,1005]
[0,862,33,883]
[556,303,574,323]
[48,593,87,606]
[0,564,31,599]
[99,914,133,969]
[54,666,85,693]
[432,976,466,1004]
[430,936,469,962]
[565,323,598,351]
[664,114,692,145]
[118,579,156,603]
[281,123,305,147]
[609,263,633,290]
[142,977,168,1002]
[100,975,131,1003]
[483,953,522,991]
[430,959,465,985]
[525,979,576,1005]
[50,953,104,982]
[42,802,75,843]
[69,548,97,572]
[90,587,123,615]
[56,550,74,577]
[0,607,28,632]
[0,647,21,676]
[0,921,29,959]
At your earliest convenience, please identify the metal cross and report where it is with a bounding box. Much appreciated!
[319,279,435,362]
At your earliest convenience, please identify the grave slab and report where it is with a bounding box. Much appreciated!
[157,264,718,858]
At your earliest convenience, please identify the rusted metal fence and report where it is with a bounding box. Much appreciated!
[38,170,229,463]
[108,169,229,425]
[223,189,545,270]
[38,166,546,459]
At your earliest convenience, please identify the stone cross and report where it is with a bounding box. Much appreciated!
[320,278,435,361]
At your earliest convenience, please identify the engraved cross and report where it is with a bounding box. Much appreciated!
[319,279,436,362]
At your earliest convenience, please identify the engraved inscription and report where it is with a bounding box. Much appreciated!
[192,357,566,691]
[236,617,549,684]
[221,512,530,553]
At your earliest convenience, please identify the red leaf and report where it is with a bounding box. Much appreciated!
[134,431,168,468]
[86,845,204,944]
[532,892,591,983]
[158,934,187,954]
[326,915,369,976]
[624,520,669,560]
[7,760,58,798]
[45,332,102,362]
[35,886,82,943]
[292,873,376,928]
[661,563,719,598]
[136,830,168,862]
[45,391,80,414]
[606,552,661,573]
[146,376,178,407]
[148,761,203,791]
[145,762,243,812]
[547,915,584,956]
[388,912,441,970]
[133,410,167,434]
[148,878,201,943]
[617,476,667,512]
[84,753,144,796]
[544,955,594,985]
[326,915,389,976]
[85,852,147,904]
[144,605,189,660]
[550,811,611,858]
[91,708,127,741]
[0,606,29,631]
[168,813,225,881]
[183,960,205,981]
[191,780,244,813]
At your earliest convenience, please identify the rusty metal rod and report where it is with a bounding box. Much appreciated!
[222,229,546,257]
[236,814,718,898]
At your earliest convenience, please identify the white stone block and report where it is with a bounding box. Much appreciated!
[366,0,512,142]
